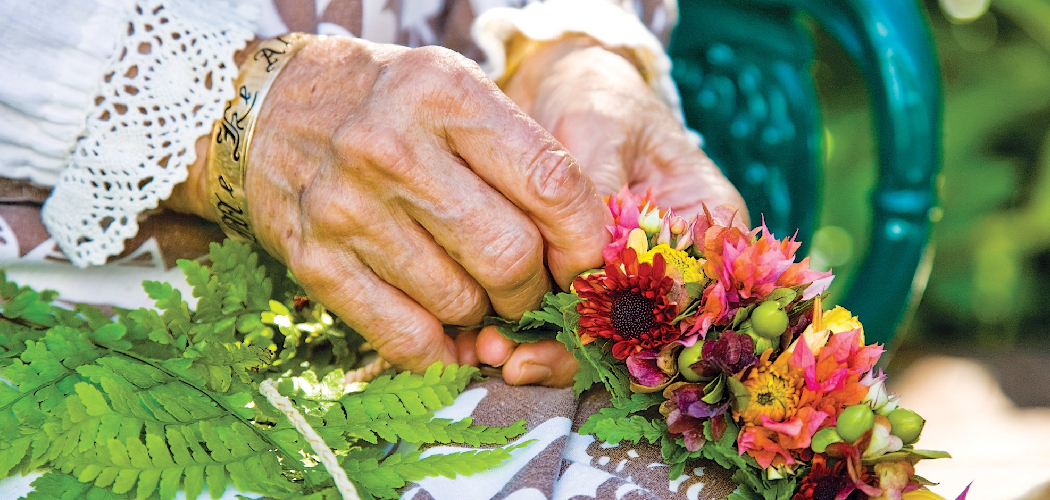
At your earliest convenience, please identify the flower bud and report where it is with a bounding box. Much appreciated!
[638,204,663,235]
[670,216,688,235]
[861,371,890,411]
[677,341,707,382]
[863,416,903,458]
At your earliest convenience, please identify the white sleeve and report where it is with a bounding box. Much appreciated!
[471,0,689,129]
[0,0,128,186]
[0,0,261,267]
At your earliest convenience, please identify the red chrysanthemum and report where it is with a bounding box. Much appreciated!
[792,454,857,500]
[573,248,681,359]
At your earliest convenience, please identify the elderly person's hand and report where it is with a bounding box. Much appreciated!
[472,37,749,387]
[168,37,612,375]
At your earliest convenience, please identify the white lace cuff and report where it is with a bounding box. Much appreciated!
[472,0,688,129]
[41,0,260,267]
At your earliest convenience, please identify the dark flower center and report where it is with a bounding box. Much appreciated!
[811,477,852,500]
[612,290,656,340]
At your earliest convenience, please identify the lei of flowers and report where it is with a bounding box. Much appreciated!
[499,188,966,500]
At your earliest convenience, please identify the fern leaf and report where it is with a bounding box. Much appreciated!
[1,243,528,500]
[19,471,131,500]
[338,415,526,446]
[343,447,522,500]
[345,364,477,419]
[578,391,663,436]
[591,415,665,445]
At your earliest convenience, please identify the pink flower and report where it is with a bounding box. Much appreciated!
[602,187,659,264]
[738,406,829,469]
[689,219,833,338]
[789,329,884,421]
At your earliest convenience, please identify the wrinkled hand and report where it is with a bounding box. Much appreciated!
[504,38,748,218]
[172,37,611,376]
[472,38,749,386]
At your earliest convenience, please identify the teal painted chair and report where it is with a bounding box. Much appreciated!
[669,0,942,346]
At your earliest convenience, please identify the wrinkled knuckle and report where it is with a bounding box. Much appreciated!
[402,46,465,80]
[481,228,544,293]
[286,251,333,292]
[331,120,370,160]
[333,123,412,174]
[369,318,437,370]
[527,148,582,208]
[430,282,487,326]
[400,46,486,99]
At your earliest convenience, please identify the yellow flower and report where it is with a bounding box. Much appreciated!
[785,306,864,356]
[736,361,800,425]
[641,244,705,284]
[901,489,948,500]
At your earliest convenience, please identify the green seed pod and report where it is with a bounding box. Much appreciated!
[750,333,774,355]
[887,408,925,444]
[677,341,706,382]
[811,427,844,453]
[836,404,876,443]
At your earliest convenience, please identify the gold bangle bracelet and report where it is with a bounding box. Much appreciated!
[207,33,316,243]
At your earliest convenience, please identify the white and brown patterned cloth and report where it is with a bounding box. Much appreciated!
[416,376,739,500]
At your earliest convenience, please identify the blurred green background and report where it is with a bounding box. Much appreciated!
[808,0,1050,353]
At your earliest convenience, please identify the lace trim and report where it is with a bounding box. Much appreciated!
[42,0,260,267]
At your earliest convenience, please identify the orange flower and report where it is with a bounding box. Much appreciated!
[737,354,801,425]
[789,329,883,418]
[738,406,829,469]
[690,221,832,338]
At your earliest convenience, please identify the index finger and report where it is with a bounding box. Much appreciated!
[439,78,612,292]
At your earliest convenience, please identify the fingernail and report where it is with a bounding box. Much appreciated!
[514,363,552,385]
[492,350,513,368]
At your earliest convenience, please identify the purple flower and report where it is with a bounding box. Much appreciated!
[691,330,758,378]
[626,345,679,392]
[627,354,669,389]
[660,382,730,451]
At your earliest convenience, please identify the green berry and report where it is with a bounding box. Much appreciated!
[677,341,706,382]
[836,404,876,443]
[887,408,925,444]
[811,427,843,453]
[751,301,789,339]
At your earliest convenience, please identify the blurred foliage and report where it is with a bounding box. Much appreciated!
[810,0,1050,348]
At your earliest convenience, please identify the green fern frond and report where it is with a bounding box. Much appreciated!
[346,364,478,419]
[1,241,524,500]
[341,446,527,500]
[332,414,526,446]
[579,392,664,443]
[19,471,131,500]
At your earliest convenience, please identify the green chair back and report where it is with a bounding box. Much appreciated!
[669,0,942,346]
